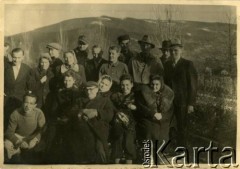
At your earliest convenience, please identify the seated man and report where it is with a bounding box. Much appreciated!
[70,81,114,164]
[4,91,46,163]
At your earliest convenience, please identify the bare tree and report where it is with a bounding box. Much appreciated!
[153,5,183,43]
[57,23,69,52]
[21,32,33,66]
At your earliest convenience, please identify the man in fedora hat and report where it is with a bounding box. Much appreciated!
[117,34,136,65]
[159,40,172,66]
[73,35,89,67]
[164,38,198,147]
[46,42,63,75]
[128,35,164,87]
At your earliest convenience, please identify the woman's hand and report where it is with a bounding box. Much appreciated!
[154,113,162,120]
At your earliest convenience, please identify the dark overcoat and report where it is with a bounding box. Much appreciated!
[164,58,197,106]
[135,84,174,141]
[28,67,54,108]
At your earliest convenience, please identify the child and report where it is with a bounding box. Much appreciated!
[110,74,136,164]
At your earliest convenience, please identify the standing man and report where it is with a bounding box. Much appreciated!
[4,48,32,130]
[117,34,136,65]
[159,40,172,66]
[164,39,198,147]
[128,35,164,87]
[85,45,108,81]
[73,35,89,67]
[99,46,129,91]
[46,42,63,75]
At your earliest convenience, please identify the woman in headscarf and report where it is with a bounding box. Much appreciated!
[135,75,174,163]
[55,50,86,89]
[28,53,54,109]
[98,75,113,98]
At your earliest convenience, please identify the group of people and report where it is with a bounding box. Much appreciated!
[3,34,198,164]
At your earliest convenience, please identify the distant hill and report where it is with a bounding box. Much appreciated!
[5,16,237,75]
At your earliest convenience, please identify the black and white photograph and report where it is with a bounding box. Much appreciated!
[2,1,238,168]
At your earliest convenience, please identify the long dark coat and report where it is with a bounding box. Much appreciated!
[164,58,197,106]
[70,94,114,163]
[4,63,31,129]
[28,67,54,108]
[135,84,174,141]
[164,57,197,146]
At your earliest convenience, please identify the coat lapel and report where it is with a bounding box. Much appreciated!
[15,64,25,82]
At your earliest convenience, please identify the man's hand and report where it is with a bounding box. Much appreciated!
[20,141,29,149]
[83,109,98,119]
[29,137,39,149]
[127,103,137,110]
[154,113,162,120]
[117,112,129,126]
[187,105,194,114]
[40,75,47,83]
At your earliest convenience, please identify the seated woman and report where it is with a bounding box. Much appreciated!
[4,91,46,164]
[98,75,113,98]
[135,75,174,162]
[28,53,54,109]
[70,81,114,164]
[110,74,137,164]
[55,50,86,89]
[44,70,81,163]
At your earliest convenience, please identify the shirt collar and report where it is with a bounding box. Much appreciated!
[109,61,119,67]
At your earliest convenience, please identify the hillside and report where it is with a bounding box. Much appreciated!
[5,16,237,74]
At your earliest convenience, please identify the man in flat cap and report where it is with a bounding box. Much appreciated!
[117,34,136,65]
[128,35,164,87]
[70,81,114,163]
[159,40,172,66]
[164,39,198,147]
[46,42,63,75]
[73,35,89,67]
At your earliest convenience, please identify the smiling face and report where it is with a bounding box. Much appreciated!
[40,58,50,70]
[151,79,162,93]
[64,52,75,66]
[121,79,133,95]
[170,46,182,61]
[12,50,24,66]
[99,78,112,93]
[23,96,37,114]
[64,76,75,89]
[109,49,120,63]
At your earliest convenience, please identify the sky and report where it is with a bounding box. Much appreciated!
[4,4,236,36]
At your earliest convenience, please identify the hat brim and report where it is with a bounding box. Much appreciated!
[138,40,155,48]
[78,40,88,45]
[170,44,183,48]
[46,45,61,50]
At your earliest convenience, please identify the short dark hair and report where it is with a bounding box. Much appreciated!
[109,45,121,53]
[150,74,165,90]
[120,74,133,84]
[23,91,38,103]
[12,48,24,56]
[63,70,77,80]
